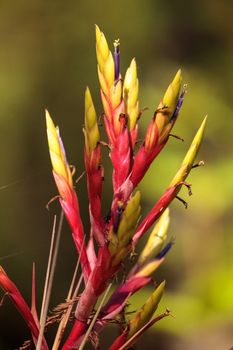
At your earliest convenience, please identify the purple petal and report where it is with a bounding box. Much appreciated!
[56,127,68,163]
[156,241,173,259]
[114,39,120,81]
[172,84,187,120]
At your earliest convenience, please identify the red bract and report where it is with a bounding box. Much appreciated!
[0,267,48,350]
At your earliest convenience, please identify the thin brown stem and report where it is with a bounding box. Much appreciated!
[52,273,84,350]
[36,210,64,350]
[52,242,85,350]
[40,215,57,323]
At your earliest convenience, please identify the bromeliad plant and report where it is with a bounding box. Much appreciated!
[0,26,207,349]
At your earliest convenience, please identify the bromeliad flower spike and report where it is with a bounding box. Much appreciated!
[0,26,207,350]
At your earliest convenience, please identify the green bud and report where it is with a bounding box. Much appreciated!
[109,192,141,262]
[169,116,207,188]
[84,87,100,156]
[163,69,182,118]
[128,281,165,338]
[138,208,170,264]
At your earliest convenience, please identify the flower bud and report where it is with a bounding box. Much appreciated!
[124,58,139,130]
[84,87,100,156]
[138,208,170,264]
[128,281,165,338]
[46,110,73,189]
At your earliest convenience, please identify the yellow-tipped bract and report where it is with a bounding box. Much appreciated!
[169,116,207,188]
[123,58,139,130]
[95,25,115,95]
[135,259,164,278]
[163,69,182,116]
[155,69,182,142]
[117,191,141,247]
[46,110,73,189]
[138,208,170,264]
[128,281,165,338]
[84,87,100,156]
[109,192,141,265]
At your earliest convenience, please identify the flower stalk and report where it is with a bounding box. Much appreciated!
[46,110,91,282]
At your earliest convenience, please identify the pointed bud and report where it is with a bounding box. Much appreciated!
[131,71,184,186]
[138,208,170,264]
[123,58,139,130]
[95,25,109,63]
[128,281,165,338]
[133,117,207,244]
[163,69,182,117]
[117,191,141,248]
[109,192,141,263]
[155,69,182,142]
[169,116,207,188]
[95,25,114,94]
[135,259,164,278]
[46,110,73,190]
[84,87,100,156]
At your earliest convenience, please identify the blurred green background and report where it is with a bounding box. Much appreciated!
[0,0,232,349]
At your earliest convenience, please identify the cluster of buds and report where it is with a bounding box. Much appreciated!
[0,26,206,349]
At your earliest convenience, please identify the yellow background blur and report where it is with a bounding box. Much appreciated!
[0,1,232,349]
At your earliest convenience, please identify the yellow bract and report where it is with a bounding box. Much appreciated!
[128,281,165,338]
[110,80,122,110]
[95,25,114,94]
[109,192,141,265]
[169,116,207,188]
[139,208,170,264]
[155,69,182,140]
[123,58,139,130]
[84,87,100,156]
[117,191,141,247]
[46,110,73,188]
[163,69,182,116]
[135,260,163,278]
